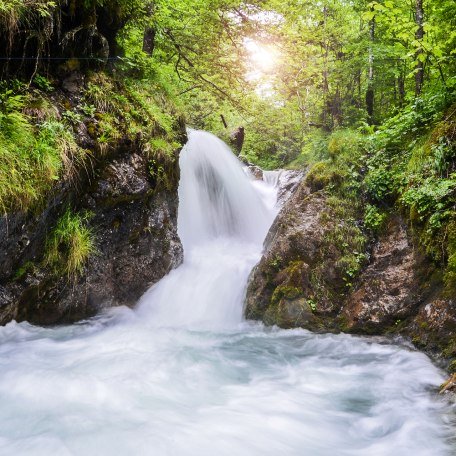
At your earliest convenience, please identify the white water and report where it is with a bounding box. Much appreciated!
[0,130,454,455]
[136,130,276,329]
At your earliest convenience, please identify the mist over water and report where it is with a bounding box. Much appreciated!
[0,130,454,455]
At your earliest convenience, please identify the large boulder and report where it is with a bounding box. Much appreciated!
[341,217,432,332]
[244,180,362,330]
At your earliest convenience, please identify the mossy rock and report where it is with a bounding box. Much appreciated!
[264,297,319,329]
[305,161,345,192]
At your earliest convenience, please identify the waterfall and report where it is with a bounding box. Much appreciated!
[137,130,277,329]
[0,130,453,456]
[178,130,273,248]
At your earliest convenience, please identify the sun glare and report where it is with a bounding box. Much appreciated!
[245,39,279,75]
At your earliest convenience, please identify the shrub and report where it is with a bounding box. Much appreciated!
[0,90,84,212]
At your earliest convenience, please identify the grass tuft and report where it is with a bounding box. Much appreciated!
[45,209,95,278]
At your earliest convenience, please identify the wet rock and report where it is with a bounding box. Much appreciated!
[340,216,456,365]
[246,177,456,367]
[273,170,305,204]
[406,296,456,360]
[246,165,263,180]
[440,374,456,396]
[0,143,183,326]
[245,181,349,330]
[62,72,84,93]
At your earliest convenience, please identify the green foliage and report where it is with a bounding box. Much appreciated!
[324,195,367,289]
[364,165,395,202]
[327,130,365,161]
[339,251,367,289]
[445,221,456,291]
[402,176,456,230]
[62,110,83,124]
[45,209,95,278]
[85,72,182,155]
[33,75,54,92]
[364,204,387,233]
[307,299,317,313]
[0,90,79,212]
[361,91,456,288]
[302,129,367,197]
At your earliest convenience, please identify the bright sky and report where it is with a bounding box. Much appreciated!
[244,39,279,77]
[244,38,281,98]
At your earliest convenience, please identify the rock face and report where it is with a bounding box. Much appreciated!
[0,143,183,326]
[245,176,456,367]
[341,217,431,332]
[245,180,360,330]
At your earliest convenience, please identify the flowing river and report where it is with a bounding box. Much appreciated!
[0,131,454,455]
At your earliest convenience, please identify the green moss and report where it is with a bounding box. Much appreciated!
[305,161,345,191]
[271,285,303,306]
[14,261,36,280]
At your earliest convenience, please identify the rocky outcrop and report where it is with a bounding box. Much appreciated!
[245,180,364,330]
[340,217,456,363]
[0,136,183,326]
[245,176,456,369]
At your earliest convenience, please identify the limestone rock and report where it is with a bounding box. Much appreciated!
[244,181,352,330]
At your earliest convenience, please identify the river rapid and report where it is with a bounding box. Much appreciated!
[0,130,454,455]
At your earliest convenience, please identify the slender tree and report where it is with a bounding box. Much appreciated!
[366,5,375,124]
[415,0,425,96]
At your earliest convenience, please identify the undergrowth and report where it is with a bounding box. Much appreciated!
[296,89,456,294]
[0,89,82,212]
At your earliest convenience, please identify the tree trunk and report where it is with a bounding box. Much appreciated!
[415,0,424,96]
[321,5,330,128]
[142,3,156,56]
[397,61,406,107]
[366,10,375,125]
[143,28,156,55]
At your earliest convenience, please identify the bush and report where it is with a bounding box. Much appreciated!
[364,164,395,202]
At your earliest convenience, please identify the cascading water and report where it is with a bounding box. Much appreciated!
[136,130,276,328]
[0,130,454,455]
